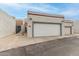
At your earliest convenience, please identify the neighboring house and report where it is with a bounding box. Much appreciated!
[0,10,16,38]
[16,20,23,33]
[16,20,27,34]
[27,11,73,37]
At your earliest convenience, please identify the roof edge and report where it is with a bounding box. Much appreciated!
[28,11,64,18]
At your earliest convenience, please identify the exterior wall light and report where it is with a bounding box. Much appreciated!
[29,18,32,20]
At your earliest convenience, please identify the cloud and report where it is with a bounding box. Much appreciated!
[19,3,59,13]
[0,3,27,10]
[0,3,79,20]
[31,4,59,13]
[0,3,60,18]
[61,9,79,16]
[59,4,79,19]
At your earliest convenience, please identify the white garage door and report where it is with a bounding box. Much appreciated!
[33,23,61,37]
[65,27,71,35]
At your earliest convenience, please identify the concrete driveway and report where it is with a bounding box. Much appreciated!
[41,37,79,56]
[0,33,75,52]
[0,34,79,56]
[25,36,79,56]
[0,35,79,56]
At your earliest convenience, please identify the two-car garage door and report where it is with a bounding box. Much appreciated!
[33,22,61,37]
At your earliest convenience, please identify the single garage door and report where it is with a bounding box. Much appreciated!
[33,22,61,37]
[65,26,72,35]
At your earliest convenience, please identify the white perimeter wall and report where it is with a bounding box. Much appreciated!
[0,11,16,38]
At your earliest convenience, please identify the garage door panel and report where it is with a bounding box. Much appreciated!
[65,27,71,35]
[33,23,61,37]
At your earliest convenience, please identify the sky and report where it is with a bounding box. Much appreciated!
[0,3,79,20]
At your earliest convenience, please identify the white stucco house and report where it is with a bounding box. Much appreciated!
[26,11,73,37]
[0,10,16,38]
